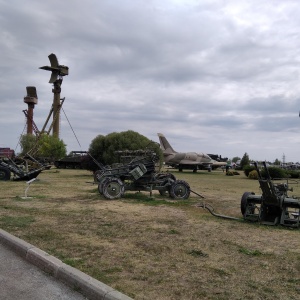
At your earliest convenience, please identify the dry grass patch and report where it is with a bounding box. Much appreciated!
[0,168,299,299]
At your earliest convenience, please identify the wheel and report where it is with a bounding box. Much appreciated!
[169,180,190,199]
[241,192,254,216]
[98,177,110,195]
[169,173,176,181]
[102,178,124,200]
[0,167,11,181]
[94,170,104,182]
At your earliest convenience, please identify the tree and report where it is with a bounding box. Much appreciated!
[240,152,250,170]
[19,134,36,155]
[88,130,162,171]
[274,158,281,166]
[37,134,67,160]
[19,134,66,160]
[232,156,241,163]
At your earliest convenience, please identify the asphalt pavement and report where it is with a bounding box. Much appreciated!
[0,229,132,300]
[0,242,87,300]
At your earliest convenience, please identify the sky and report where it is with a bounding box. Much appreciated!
[1,0,300,163]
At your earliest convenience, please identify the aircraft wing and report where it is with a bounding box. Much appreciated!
[49,53,59,67]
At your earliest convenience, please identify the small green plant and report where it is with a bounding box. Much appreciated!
[248,170,258,180]
[239,247,263,256]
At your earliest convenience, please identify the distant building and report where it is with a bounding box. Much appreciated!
[0,148,15,158]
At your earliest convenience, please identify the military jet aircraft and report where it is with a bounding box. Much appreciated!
[157,133,226,172]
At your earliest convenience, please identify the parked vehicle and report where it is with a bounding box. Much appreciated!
[54,151,89,169]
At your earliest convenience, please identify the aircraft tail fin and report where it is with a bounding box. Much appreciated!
[157,133,177,154]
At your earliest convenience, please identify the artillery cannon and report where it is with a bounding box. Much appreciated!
[94,150,191,200]
[241,162,300,228]
[0,155,44,181]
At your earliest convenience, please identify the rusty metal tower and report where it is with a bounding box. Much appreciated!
[39,53,69,137]
[23,86,38,135]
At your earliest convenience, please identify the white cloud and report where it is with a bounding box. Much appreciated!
[0,0,300,162]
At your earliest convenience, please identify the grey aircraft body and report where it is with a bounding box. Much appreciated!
[157,133,226,172]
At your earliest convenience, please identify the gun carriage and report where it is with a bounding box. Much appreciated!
[94,150,191,200]
[0,155,44,181]
[241,162,300,228]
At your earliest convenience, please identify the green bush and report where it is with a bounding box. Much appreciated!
[286,170,300,178]
[261,167,287,179]
[226,171,240,176]
[243,165,256,177]
[226,171,234,176]
[248,170,258,180]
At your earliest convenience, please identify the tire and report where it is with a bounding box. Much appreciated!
[0,167,11,181]
[169,173,176,181]
[169,180,190,199]
[98,177,110,195]
[102,178,124,200]
[94,170,104,183]
[241,192,254,216]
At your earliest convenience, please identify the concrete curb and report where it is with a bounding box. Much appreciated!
[0,229,133,300]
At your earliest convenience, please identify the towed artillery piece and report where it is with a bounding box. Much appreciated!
[241,162,300,228]
[94,150,191,200]
[0,155,44,181]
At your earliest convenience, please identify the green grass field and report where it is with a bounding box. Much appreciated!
[0,168,299,299]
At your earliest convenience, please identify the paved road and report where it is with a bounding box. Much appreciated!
[0,242,87,300]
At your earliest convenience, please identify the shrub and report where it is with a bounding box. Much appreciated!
[243,165,256,177]
[248,170,258,180]
[286,170,300,178]
[226,171,240,176]
[261,167,287,179]
[226,171,234,176]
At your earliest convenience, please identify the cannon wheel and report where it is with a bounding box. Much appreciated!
[157,173,176,196]
[102,178,124,200]
[98,177,110,195]
[0,167,11,181]
[241,192,254,216]
[169,180,190,199]
[94,170,105,183]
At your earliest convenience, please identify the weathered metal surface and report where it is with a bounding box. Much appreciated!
[54,151,89,169]
[94,150,191,200]
[241,162,300,228]
[0,156,44,181]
